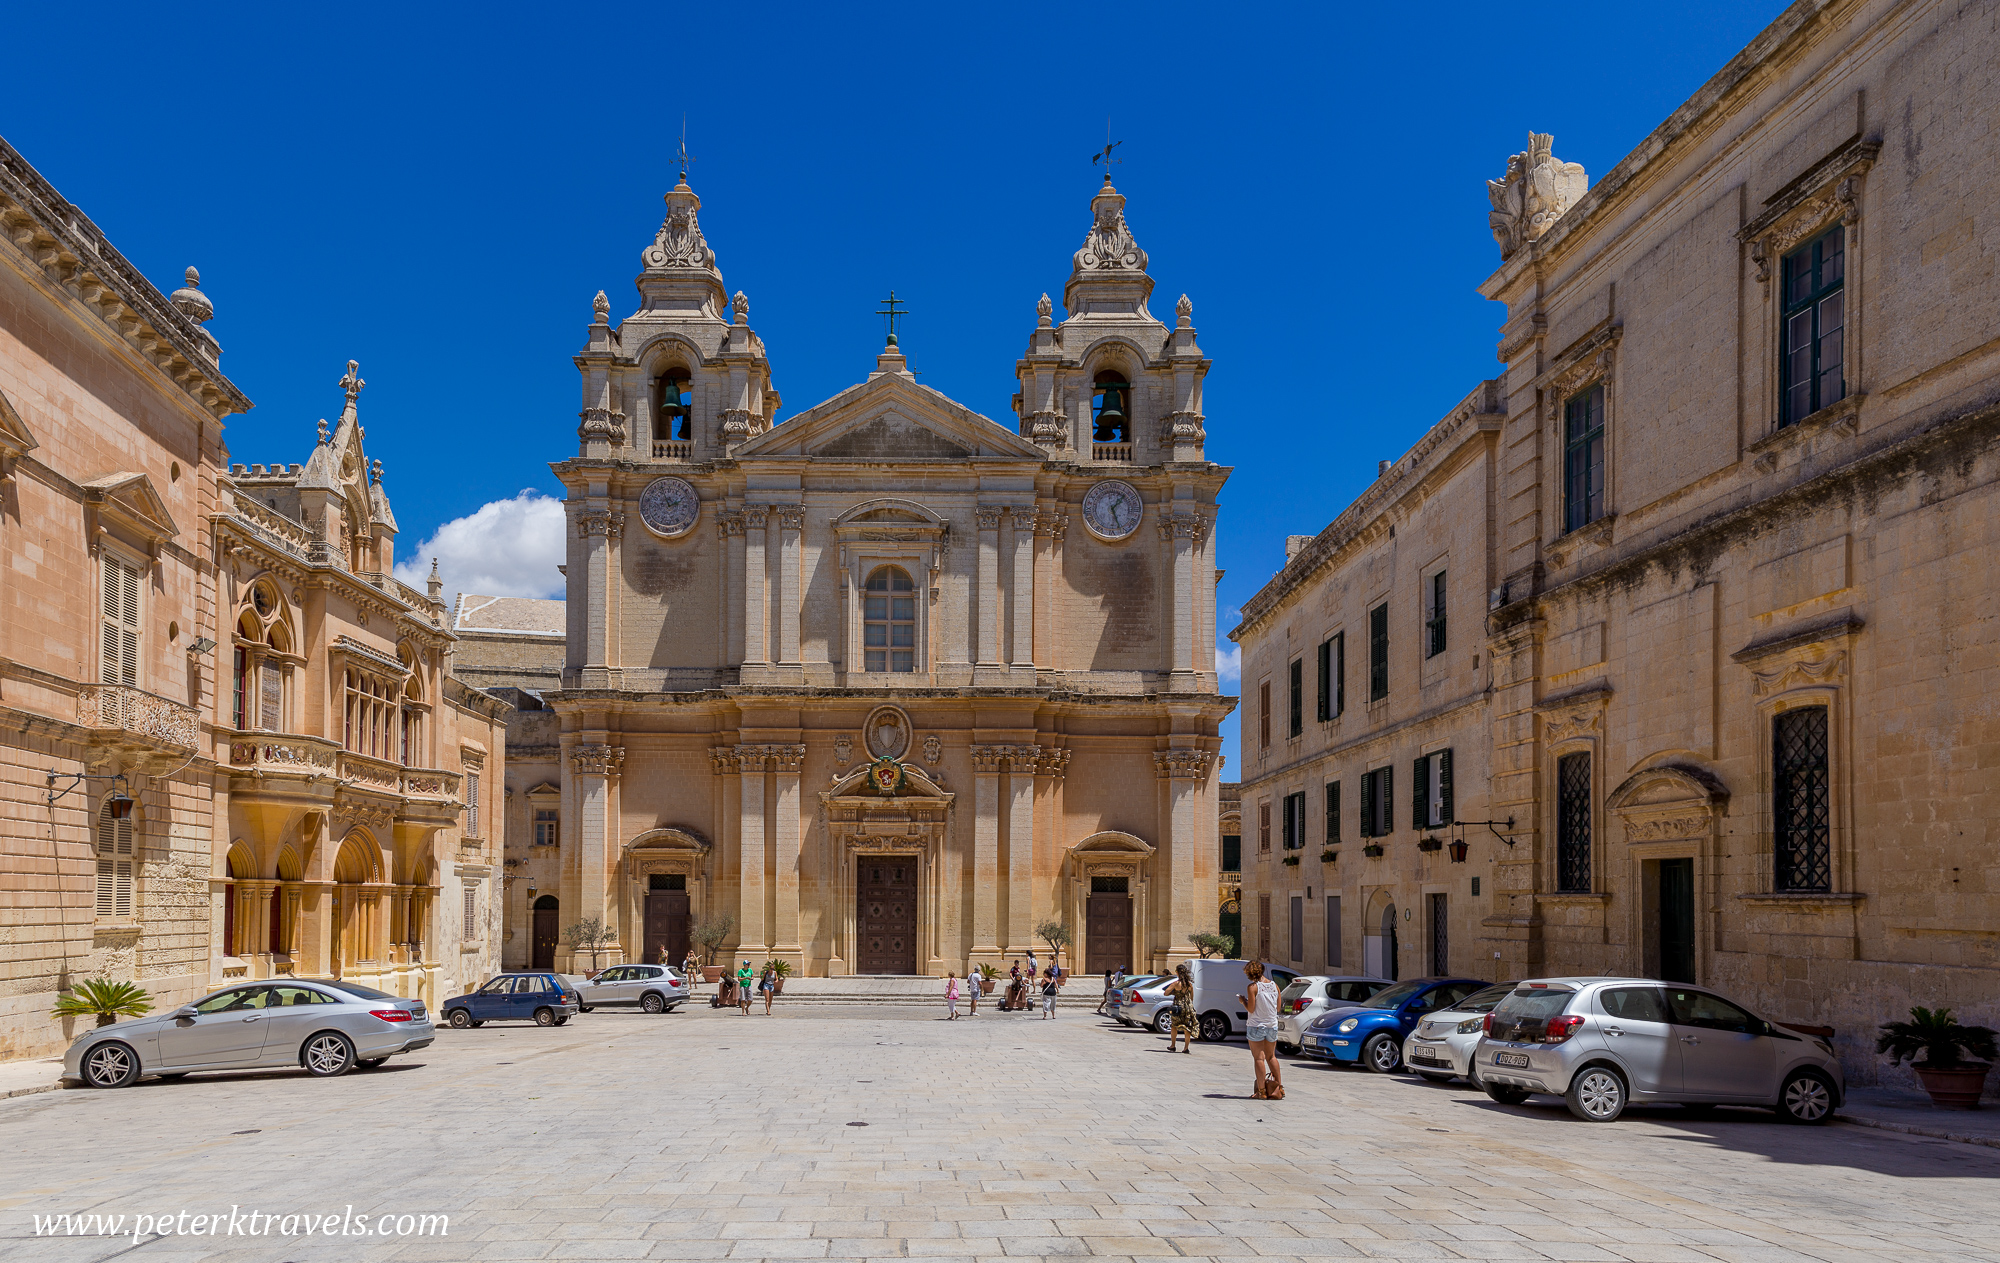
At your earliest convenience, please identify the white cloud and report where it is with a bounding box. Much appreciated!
[1216,640,1241,685]
[393,490,567,612]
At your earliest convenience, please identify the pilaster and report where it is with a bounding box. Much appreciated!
[975,507,1002,678]
[768,743,806,965]
[569,741,624,969]
[1004,745,1036,952]
[742,504,770,672]
[776,506,804,677]
[1008,509,1035,680]
[736,744,770,958]
[970,743,1004,960]
[1155,747,1215,971]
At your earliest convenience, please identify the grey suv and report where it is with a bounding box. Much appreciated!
[1475,977,1843,1123]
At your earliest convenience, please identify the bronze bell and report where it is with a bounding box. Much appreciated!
[1093,386,1127,441]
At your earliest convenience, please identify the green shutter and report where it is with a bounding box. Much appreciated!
[1359,772,1375,839]
[1381,767,1392,833]
[1439,748,1454,824]
[1325,781,1339,843]
[1413,758,1427,828]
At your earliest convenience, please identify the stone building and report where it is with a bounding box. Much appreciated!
[0,135,249,1059]
[450,594,564,694]
[213,369,509,1005]
[535,172,1231,976]
[1236,0,2000,1085]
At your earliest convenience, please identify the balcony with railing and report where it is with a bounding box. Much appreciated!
[77,684,199,750]
[228,733,340,774]
[1092,443,1134,463]
[653,440,693,460]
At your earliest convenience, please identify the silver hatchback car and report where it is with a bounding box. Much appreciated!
[63,979,434,1088]
[1474,977,1844,1123]
[1108,976,1174,1032]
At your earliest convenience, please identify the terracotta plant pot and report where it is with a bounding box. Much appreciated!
[981,978,995,995]
[1913,1063,1991,1110]
[702,966,723,984]
[773,977,785,994]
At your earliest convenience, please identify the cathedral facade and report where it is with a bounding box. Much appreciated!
[540,175,1231,977]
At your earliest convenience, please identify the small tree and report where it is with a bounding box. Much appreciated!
[51,978,153,1028]
[1878,1006,1998,1069]
[690,912,736,967]
[561,916,619,971]
[1187,931,1235,959]
[1035,918,1072,972]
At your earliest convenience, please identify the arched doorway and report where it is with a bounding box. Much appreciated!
[1364,897,1398,980]
[644,875,689,966]
[531,895,559,969]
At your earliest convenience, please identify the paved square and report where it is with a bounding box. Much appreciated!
[3,1003,1997,1262]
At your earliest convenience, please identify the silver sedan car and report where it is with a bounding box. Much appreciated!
[572,964,689,1013]
[63,979,434,1088]
[1107,976,1173,1031]
[1474,977,1845,1123]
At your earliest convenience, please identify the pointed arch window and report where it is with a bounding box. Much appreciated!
[863,566,916,672]
[1091,372,1131,443]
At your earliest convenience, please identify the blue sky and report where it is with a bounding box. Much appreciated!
[5,1,1786,770]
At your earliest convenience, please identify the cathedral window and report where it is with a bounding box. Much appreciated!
[1564,385,1606,533]
[1781,227,1846,426]
[1091,372,1131,444]
[862,566,916,672]
[656,369,693,441]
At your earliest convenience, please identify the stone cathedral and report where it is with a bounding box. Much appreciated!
[542,172,1230,977]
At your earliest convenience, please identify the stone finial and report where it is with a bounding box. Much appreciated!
[371,458,383,485]
[1487,133,1588,261]
[592,290,611,322]
[169,266,214,323]
[643,175,716,272]
[731,291,749,325]
[1175,293,1193,327]
[340,359,365,402]
[1073,181,1148,274]
[1036,292,1053,327]
[427,557,442,600]
[316,418,329,445]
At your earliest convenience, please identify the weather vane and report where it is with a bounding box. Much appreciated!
[1092,120,1121,182]
[876,290,908,346]
[676,116,696,181]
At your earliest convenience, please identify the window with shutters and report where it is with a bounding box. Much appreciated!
[1359,766,1393,837]
[100,552,142,689]
[343,668,402,758]
[1258,680,1271,749]
[463,883,478,940]
[1425,570,1447,658]
[1556,752,1593,893]
[465,771,482,838]
[1368,603,1389,701]
[1287,658,1303,738]
[1773,706,1831,891]
[1289,896,1303,963]
[1781,227,1845,427]
[95,798,134,920]
[534,808,560,847]
[1324,781,1340,843]
[1324,895,1342,968]
[1258,800,1271,852]
[1316,633,1342,722]
[1564,384,1606,533]
[1412,749,1454,829]
[863,565,917,672]
[1282,791,1305,850]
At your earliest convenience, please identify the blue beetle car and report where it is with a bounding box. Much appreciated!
[1297,977,1489,1072]
[440,971,582,1028]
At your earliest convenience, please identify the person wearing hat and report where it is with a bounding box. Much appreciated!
[736,960,755,1015]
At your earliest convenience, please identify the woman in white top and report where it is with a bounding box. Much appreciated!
[1237,960,1284,1100]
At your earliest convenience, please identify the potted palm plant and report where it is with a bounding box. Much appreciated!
[977,963,999,995]
[1877,1005,1997,1110]
[51,978,153,1029]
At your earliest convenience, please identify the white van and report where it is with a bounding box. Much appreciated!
[1187,959,1301,1042]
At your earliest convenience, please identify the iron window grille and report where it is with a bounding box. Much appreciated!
[1368,603,1389,701]
[1556,752,1593,893]
[1773,706,1832,891]
[1425,570,1447,658]
[1430,892,1449,976]
[1564,384,1606,534]
[1781,226,1846,427]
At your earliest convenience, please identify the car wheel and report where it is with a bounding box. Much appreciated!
[302,1032,356,1078]
[555,1015,572,1026]
[447,1008,472,1029]
[1777,1070,1835,1125]
[357,1057,389,1069]
[1417,1071,1454,1084]
[1151,1010,1174,1035]
[1484,1082,1531,1105]
[1199,1011,1231,1043]
[1362,1033,1402,1073]
[533,1006,557,1026]
[578,1005,594,1014]
[1117,1018,1133,1028]
[642,992,665,1014]
[82,1042,140,1088]
[1566,1066,1628,1122]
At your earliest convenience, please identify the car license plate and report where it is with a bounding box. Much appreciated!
[1302,1036,1319,1048]
[1412,1050,1443,1064]
[1495,1052,1531,1068]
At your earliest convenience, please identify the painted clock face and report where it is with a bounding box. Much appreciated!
[638,477,700,537]
[1081,480,1143,540]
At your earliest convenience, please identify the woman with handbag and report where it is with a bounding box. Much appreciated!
[758,965,778,1016]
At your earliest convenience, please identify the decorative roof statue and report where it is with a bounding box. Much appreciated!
[1175,293,1193,327]
[169,266,213,323]
[592,290,611,322]
[731,290,749,325]
[1488,133,1588,261]
[643,175,716,272]
[339,359,366,404]
[1073,180,1148,275]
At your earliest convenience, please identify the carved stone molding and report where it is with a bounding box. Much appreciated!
[1749,650,1847,699]
[834,734,853,766]
[1026,411,1067,450]
[1033,508,1069,540]
[742,503,770,530]
[570,744,625,777]
[708,746,740,775]
[922,734,942,765]
[774,505,805,532]
[736,743,806,774]
[720,409,756,443]
[969,744,1008,774]
[1153,748,1216,780]
[1035,746,1070,779]
[1624,815,1713,842]
[1155,511,1203,542]
[643,178,715,272]
[715,509,746,539]
[974,506,1004,532]
[1487,133,1588,261]
[1740,139,1880,285]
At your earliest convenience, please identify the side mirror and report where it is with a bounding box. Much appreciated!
[174,1005,199,1020]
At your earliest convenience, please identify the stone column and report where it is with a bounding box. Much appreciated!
[975,507,1002,673]
[710,745,741,966]
[1155,748,1214,970]
[743,506,770,671]
[578,507,615,690]
[737,745,770,958]
[1032,510,1064,671]
[1009,509,1034,678]
[1005,746,1035,954]
[776,506,804,675]
[769,743,806,967]
[718,511,746,668]
[970,744,1004,960]
[570,742,624,970]
[1161,512,1200,691]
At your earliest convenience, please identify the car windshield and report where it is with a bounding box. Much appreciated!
[1488,986,1579,1041]
[1358,980,1430,1010]
[1128,977,1166,990]
[1447,983,1517,1015]
[1279,981,1314,1002]
[322,981,398,1001]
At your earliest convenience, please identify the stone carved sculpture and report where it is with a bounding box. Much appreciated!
[592,290,610,322]
[1036,293,1053,325]
[732,291,749,325]
[169,266,213,323]
[835,734,853,766]
[1487,134,1588,261]
[1074,182,1148,273]
[644,177,714,271]
[1175,293,1193,325]
[923,734,942,766]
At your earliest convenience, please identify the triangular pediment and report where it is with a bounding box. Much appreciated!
[735,371,1046,462]
[81,471,178,545]
[0,387,39,463]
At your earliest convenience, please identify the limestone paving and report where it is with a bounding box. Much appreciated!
[2,1007,1996,1263]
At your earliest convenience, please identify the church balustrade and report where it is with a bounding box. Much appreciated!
[1092,442,1134,463]
[652,439,693,460]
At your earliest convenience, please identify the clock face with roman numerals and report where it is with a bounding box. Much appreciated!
[638,477,700,537]
[1081,480,1143,541]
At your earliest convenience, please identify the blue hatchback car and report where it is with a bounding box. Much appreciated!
[440,972,582,1028]
[1298,977,1489,1072]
